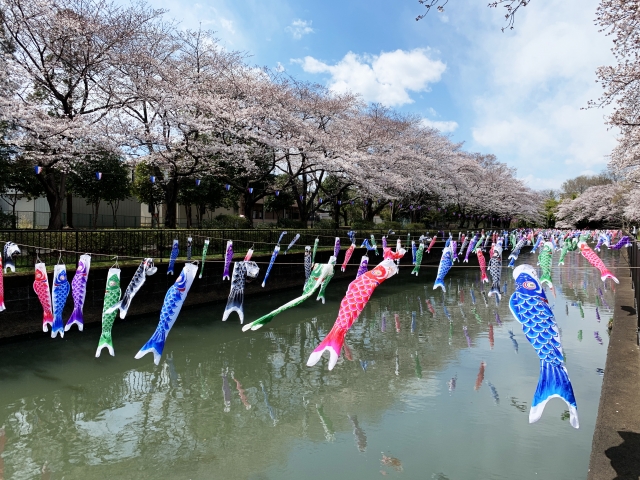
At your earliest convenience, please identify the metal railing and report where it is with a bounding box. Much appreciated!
[0,228,437,269]
[627,233,640,344]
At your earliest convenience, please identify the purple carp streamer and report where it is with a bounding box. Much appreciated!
[223,240,233,280]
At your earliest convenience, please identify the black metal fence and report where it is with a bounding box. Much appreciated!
[627,234,640,344]
[0,228,439,269]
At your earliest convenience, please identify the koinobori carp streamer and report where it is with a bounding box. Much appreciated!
[307,247,405,371]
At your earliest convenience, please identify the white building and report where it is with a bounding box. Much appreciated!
[0,195,301,228]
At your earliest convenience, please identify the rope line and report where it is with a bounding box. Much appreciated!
[0,239,633,269]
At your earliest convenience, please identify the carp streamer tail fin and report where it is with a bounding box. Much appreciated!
[65,307,84,332]
[95,332,114,357]
[307,324,348,371]
[134,329,167,365]
[42,311,54,332]
[488,282,502,300]
[539,273,553,289]
[433,278,446,292]
[530,361,579,429]
[222,289,244,324]
[600,269,619,284]
[51,317,64,339]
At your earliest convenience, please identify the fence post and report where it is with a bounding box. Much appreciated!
[75,230,79,266]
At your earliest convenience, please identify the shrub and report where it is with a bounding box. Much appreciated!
[276,218,306,229]
[0,211,14,229]
[351,220,376,230]
[377,221,403,231]
[202,214,252,229]
[404,222,428,232]
[313,219,336,229]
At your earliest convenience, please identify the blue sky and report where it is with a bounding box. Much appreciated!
[146,0,616,190]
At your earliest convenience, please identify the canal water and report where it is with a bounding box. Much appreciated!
[0,249,620,479]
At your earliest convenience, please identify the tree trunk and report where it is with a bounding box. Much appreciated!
[66,193,74,229]
[92,201,100,229]
[40,171,66,230]
[243,194,255,228]
[110,200,120,228]
[185,204,192,228]
[332,202,340,229]
[164,175,179,228]
[10,194,17,229]
[364,200,374,222]
[197,204,206,228]
[46,191,65,230]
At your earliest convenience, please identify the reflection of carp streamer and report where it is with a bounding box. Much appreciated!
[307,248,405,370]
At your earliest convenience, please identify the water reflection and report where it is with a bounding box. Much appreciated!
[0,249,622,479]
[347,414,367,452]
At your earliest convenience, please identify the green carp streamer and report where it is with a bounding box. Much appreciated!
[96,269,121,357]
[242,262,335,332]
[538,242,554,288]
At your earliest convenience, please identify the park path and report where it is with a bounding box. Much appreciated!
[588,259,640,480]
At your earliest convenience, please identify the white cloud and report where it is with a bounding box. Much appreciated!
[421,118,458,133]
[275,61,285,72]
[286,19,314,39]
[294,49,446,107]
[219,18,235,34]
[518,174,564,191]
[459,0,617,182]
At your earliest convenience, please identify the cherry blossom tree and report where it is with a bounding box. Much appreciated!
[0,0,164,229]
[0,0,545,230]
[416,0,531,30]
[555,183,627,228]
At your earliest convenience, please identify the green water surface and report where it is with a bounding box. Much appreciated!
[0,249,619,479]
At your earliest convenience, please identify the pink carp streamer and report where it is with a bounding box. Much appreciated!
[341,243,355,272]
[33,262,54,331]
[307,247,405,371]
[578,242,619,283]
[477,249,489,283]
[427,236,437,254]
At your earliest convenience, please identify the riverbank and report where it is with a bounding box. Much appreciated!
[588,257,640,479]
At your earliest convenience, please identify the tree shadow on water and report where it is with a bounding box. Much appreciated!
[605,431,640,479]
